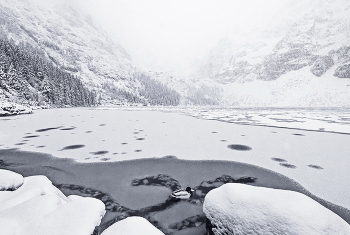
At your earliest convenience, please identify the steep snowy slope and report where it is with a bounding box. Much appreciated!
[0,0,138,101]
[196,0,350,106]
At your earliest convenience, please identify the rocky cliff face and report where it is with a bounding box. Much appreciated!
[196,0,350,106]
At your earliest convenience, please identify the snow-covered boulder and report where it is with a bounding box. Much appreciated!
[101,216,165,235]
[0,170,106,235]
[203,183,350,235]
[0,169,23,191]
[0,101,32,116]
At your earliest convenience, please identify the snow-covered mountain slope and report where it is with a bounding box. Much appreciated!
[196,0,350,106]
[0,0,138,100]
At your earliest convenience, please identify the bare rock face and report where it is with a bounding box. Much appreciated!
[311,56,334,77]
[334,64,350,78]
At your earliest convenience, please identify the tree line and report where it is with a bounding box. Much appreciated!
[0,37,96,107]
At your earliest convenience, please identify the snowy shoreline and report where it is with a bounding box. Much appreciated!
[1,148,349,234]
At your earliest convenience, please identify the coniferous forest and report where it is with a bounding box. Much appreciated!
[0,37,97,107]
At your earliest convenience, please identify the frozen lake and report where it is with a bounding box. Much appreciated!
[0,106,349,212]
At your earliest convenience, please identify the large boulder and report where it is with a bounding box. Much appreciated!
[310,56,334,77]
[101,217,164,235]
[203,183,350,235]
[0,170,106,235]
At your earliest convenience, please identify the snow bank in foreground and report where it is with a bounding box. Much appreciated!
[0,170,106,235]
[0,101,32,116]
[0,169,23,190]
[101,216,165,235]
[203,183,350,235]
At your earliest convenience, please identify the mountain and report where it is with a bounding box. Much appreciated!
[0,0,180,108]
[195,0,350,106]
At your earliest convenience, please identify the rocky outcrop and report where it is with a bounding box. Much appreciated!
[334,64,350,78]
[311,56,334,77]
[203,183,350,235]
[0,101,32,116]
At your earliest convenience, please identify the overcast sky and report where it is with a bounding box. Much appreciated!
[32,0,291,75]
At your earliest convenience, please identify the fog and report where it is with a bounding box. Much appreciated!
[28,0,291,76]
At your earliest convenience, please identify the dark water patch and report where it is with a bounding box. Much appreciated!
[60,127,76,131]
[134,150,142,153]
[22,140,29,142]
[308,164,324,170]
[25,133,32,134]
[241,135,245,136]
[279,163,297,169]
[90,151,109,155]
[121,143,128,145]
[101,158,111,161]
[293,133,305,136]
[85,131,93,133]
[136,138,145,141]
[139,130,144,132]
[36,127,61,132]
[163,155,178,159]
[227,144,252,151]
[211,132,217,134]
[36,146,46,148]
[60,145,85,151]
[15,143,26,146]
[132,174,181,191]
[23,135,40,138]
[102,140,105,142]
[99,124,106,126]
[271,158,288,162]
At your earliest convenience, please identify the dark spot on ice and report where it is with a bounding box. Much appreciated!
[15,143,26,145]
[227,144,252,151]
[220,140,227,142]
[102,140,105,142]
[293,133,305,136]
[99,124,106,126]
[272,131,277,133]
[308,164,323,170]
[85,157,91,160]
[163,155,178,159]
[85,131,93,133]
[139,130,144,132]
[36,146,46,148]
[113,153,119,155]
[60,145,85,151]
[23,135,40,138]
[71,133,75,134]
[60,127,76,131]
[279,163,297,169]
[136,138,145,141]
[36,127,61,132]
[271,158,288,162]
[241,135,245,136]
[134,150,142,152]
[133,132,139,134]
[121,143,128,145]
[90,151,109,155]
[212,132,217,133]
[121,152,127,154]
[101,158,110,161]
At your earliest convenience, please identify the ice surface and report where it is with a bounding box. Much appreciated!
[0,169,23,190]
[0,107,349,210]
[203,183,350,235]
[101,216,164,235]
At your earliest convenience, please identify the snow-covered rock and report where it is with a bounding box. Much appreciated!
[0,170,106,235]
[0,101,32,116]
[101,216,164,235]
[0,169,23,191]
[203,183,350,235]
